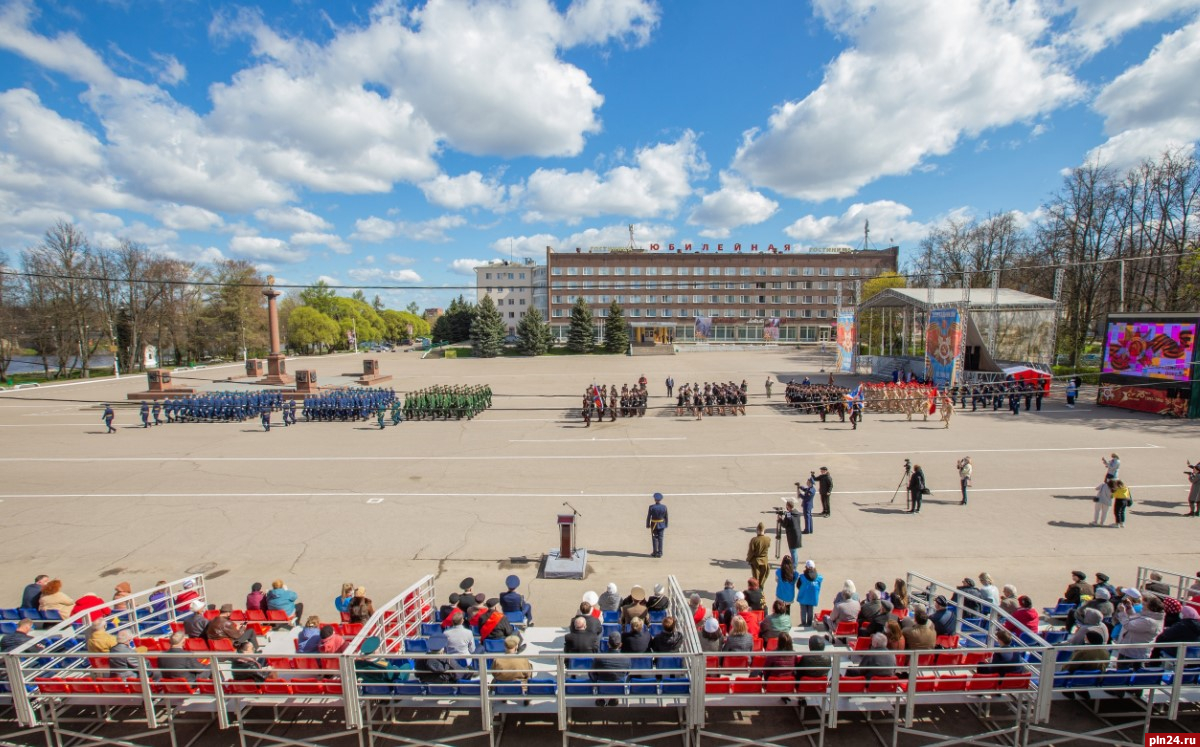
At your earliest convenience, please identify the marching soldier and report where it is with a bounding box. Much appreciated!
[102,404,116,434]
[646,492,668,558]
[140,401,150,428]
[582,394,592,427]
[151,401,163,426]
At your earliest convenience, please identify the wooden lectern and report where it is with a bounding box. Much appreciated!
[557,514,576,558]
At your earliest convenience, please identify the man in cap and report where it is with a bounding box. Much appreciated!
[1062,571,1094,631]
[815,467,834,517]
[646,492,669,558]
[490,635,533,682]
[102,404,116,433]
[620,585,649,626]
[646,584,671,612]
[355,636,404,684]
[929,596,956,637]
[500,575,533,626]
[590,632,628,706]
[746,523,771,590]
[455,578,476,615]
[415,635,461,683]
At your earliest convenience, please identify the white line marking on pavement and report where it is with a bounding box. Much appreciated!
[509,437,688,443]
[0,424,111,427]
[0,444,1163,463]
[0,484,1187,500]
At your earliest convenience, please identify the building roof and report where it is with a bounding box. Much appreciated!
[860,287,1056,311]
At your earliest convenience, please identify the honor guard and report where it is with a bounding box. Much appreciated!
[102,404,116,434]
[260,405,271,432]
[646,492,669,558]
[140,401,150,428]
[151,401,162,426]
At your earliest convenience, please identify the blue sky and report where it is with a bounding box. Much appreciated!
[1,0,1198,310]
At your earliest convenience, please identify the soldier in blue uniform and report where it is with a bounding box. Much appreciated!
[646,492,668,558]
[260,405,271,432]
[499,575,533,625]
[798,476,816,534]
[151,401,163,426]
[102,404,116,433]
[140,401,150,428]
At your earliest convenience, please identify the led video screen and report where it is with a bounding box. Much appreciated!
[1102,321,1196,381]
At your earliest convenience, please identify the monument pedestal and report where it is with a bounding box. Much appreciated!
[257,353,294,386]
[347,358,392,385]
[126,369,196,400]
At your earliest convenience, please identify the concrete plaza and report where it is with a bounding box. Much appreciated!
[2,346,1197,624]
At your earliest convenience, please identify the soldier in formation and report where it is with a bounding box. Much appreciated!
[161,391,284,423]
[784,382,850,422]
[302,388,396,422]
[675,381,747,418]
[403,384,492,420]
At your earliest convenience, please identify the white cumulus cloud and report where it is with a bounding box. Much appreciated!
[229,235,306,263]
[1084,18,1200,169]
[419,171,509,210]
[734,0,1083,200]
[687,173,778,239]
[450,258,488,275]
[253,207,332,232]
[1056,0,1200,56]
[157,203,224,231]
[289,231,351,254]
[351,214,466,243]
[347,268,422,283]
[520,131,706,222]
[784,200,934,247]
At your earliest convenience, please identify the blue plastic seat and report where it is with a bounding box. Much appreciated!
[18,609,41,621]
[1043,630,1069,644]
[1098,670,1133,687]
[629,658,653,670]
[421,623,442,636]
[648,610,667,624]
[482,638,507,653]
[1053,669,1101,689]
[493,681,524,697]
[568,657,594,671]
[0,609,20,620]
[628,677,658,695]
[601,610,619,624]
[656,656,684,671]
[427,682,458,696]
[648,624,663,637]
[404,638,429,653]
[1042,602,1076,618]
[596,682,627,697]
[394,682,426,696]
[1129,668,1165,687]
[360,684,394,696]
[661,677,690,695]
[0,622,16,634]
[602,623,620,638]
[504,611,526,627]
[566,677,594,695]
[527,675,556,696]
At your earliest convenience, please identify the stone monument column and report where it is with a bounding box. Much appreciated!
[258,276,294,386]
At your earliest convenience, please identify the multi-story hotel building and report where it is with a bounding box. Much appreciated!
[544,245,898,343]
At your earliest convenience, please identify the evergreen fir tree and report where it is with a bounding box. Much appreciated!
[516,307,551,355]
[470,295,505,358]
[566,296,595,353]
[602,301,630,353]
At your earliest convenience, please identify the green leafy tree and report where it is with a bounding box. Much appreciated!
[566,296,595,353]
[433,295,476,343]
[299,280,337,316]
[602,301,629,353]
[405,301,421,316]
[470,295,506,358]
[516,306,552,355]
[286,306,340,353]
[328,296,385,347]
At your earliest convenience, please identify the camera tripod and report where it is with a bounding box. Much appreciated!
[889,461,913,510]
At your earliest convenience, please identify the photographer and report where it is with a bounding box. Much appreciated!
[775,499,803,567]
[1186,461,1200,517]
[797,478,816,535]
[907,464,927,514]
[956,457,972,506]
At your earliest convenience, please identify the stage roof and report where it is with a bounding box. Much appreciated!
[860,287,1056,312]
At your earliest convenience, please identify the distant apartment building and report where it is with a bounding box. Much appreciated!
[422,308,444,328]
[544,244,898,343]
[474,258,542,335]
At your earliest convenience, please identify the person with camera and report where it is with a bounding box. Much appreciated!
[1186,461,1200,517]
[907,464,927,514]
[776,499,803,567]
[797,478,816,534]
[956,457,972,505]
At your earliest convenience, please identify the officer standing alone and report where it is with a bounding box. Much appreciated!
[815,466,834,517]
[646,492,668,558]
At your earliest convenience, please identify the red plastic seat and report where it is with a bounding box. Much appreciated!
[1000,674,1032,690]
[266,611,290,624]
[915,675,939,692]
[343,623,364,636]
[207,639,235,652]
[764,637,780,651]
[797,676,829,694]
[705,677,731,694]
[323,680,344,695]
[935,675,970,692]
[245,610,267,622]
[816,609,832,623]
[867,676,903,693]
[962,652,990,666]
[35,677,70,694]
[764,676,796,694]
[289,678,323,695]
[935,635,959,649]
[319,657,340,671]
[224,681,263,695]
[157,678,195,695]
[96,677,132,694]
[261,680,293,695]
[731,676,762,694]
[184,639,208,652]
[340,612,352,623]
[833,621,858,639]
[266,658,296,670]
[852,637,873,651]
[229,610,246,622]
[934,652,963,667]
[894,607,909,618]
[722,655,750,670]
[168,622,184,633]
[837,676,867,693]
[195,678,215,695]
[751,638,764,652]
[968,675,1001,692]
[67,678,100,694]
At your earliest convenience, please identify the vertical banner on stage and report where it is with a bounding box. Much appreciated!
[836,311,856,373]
[695,316,713,341]
[763,317,780,341]
[925,308,963,388]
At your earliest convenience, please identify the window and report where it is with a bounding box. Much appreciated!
[693,295,704,303]
[485,272,492,279]
[803,296,814,304]
[520,272,526,279]
[787,282,797,290]
[646,267,657,276]
[646,308,656,317]
[788,295,797,304]
[725,295,735,304]
[771,268,782,276]
[740,267,751,276]
[630,309,641,317]
[725,282,736,289]
[647,281,657,289]
[552,295,562,304]
[508,299,515,305]
[631,267,641,276]
[850,267,860,276]
[583,268,593,276]
[615,268,626,276]
[740,295,750,304]
[803,267,813,276]
[584,296,594,304]
[599,267,610,276]
[567,282,579,290]
[583,281,594,289]
[740,309,750,318]
[709,281,720,290]
[553,309,564,317]
[630,296,642,303]
[835,268,845,276]
[818,309,829,318]
[693,268,705,276]
[787,267,798,276]
[520,299,526,305]
[705,267,717,276]
[725,267,736,276]
[709,295,719,304]
[597,307,608,318]
[567,268,578,276]
[661,267,674,276]
[508,311,515,318]
[600,295,610,304]
[771,282,782,289]
[787,309,797,318]
[615,295,625,304]
[819,267,830,276]
[613,282,626,290]
[662,308,673,318]
[756,268,767,276]
[646,296,657,304]
[631,281,643,290]
[804,309,813,318]
[771,295,782,304]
